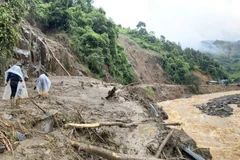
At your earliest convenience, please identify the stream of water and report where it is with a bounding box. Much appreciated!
[158,91,240,160]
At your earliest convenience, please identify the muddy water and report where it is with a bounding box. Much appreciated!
[158,91,240,160]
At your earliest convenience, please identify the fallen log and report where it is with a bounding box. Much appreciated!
[48,48,71,76]
[65,122,138,129]
[155,128,175,158]
[71,141,163,160]
[159,122,180,126]
[42,38,71,76]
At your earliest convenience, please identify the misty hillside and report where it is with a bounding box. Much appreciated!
[200,40,240,81]
[119,24,228,85]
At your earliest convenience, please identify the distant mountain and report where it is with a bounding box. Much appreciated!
[200,40,240,81]
[200,40,240,55]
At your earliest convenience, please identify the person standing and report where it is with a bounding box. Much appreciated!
[3,64,28,106]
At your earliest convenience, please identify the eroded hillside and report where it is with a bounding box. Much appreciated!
[118,35,171,84]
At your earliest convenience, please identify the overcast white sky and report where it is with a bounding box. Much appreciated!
[93,0,240,49]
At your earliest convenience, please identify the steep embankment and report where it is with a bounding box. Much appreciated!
[118,35,171,84]
[16,21,87,78]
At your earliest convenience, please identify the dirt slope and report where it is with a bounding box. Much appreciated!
[118,35,171,84]
[193,70,212,84]
[0,76,210,160]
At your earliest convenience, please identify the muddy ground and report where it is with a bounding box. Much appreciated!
[0,76,211,160]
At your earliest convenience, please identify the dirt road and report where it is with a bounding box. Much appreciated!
[158,91,240,160]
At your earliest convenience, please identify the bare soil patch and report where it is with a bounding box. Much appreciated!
[118,35,171,84]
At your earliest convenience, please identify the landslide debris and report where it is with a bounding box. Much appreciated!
[0,76,211,160]
[195,94,240,117]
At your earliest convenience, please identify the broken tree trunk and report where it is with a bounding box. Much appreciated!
[42,39,71,76]
[65,122,138,129]
[155,128,175,158]
[71,141,163,160]
[105,86,117,99]
[49,48,71,76]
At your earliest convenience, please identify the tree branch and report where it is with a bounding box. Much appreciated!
[65,122,138,129]
[155,128,175,158]
[71,141,163,160]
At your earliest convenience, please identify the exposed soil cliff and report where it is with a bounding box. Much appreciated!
[118,35,171,84]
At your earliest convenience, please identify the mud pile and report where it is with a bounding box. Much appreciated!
[195,94,240,117]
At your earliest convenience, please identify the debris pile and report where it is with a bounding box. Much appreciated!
[195,94,240,117]
[0,76,212,159]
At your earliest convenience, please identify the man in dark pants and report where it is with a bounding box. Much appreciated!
[4,65,25,106]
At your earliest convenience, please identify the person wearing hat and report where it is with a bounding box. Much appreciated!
[2,63,28,106]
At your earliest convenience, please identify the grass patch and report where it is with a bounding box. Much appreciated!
[144,87,155,96]
[229,72,240,82]
[229,72,240,79]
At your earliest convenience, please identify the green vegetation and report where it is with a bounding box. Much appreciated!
[0,0,27,57]
[1,0,228,86]
[1,0,134,84]
[144,87,155,96]
[119,22,227,87]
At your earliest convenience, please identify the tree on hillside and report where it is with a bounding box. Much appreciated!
[136,21,146,29]
[149,31,155,36]
[160,35,165,41]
